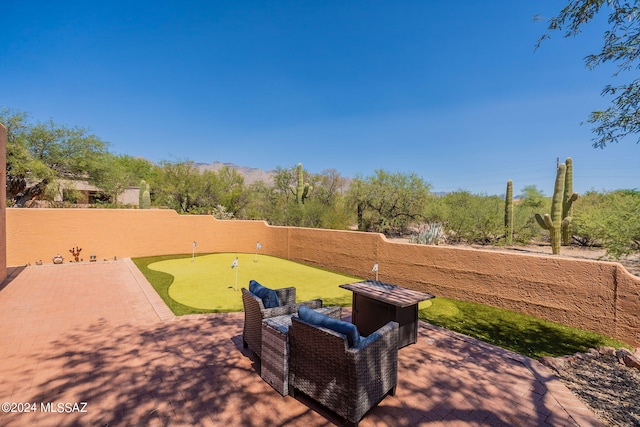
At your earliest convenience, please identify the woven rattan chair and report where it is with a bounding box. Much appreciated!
[241,287,322,357]
[288,317,399,426]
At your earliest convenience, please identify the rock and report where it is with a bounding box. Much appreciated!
[616,348,640,370]
[596,346,616,357]
[540,356,566,372]
[585,348,599,358]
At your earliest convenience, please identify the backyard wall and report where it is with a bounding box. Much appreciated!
[0,124,6,284]
[6,208,640,347]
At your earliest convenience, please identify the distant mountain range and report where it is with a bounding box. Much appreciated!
[193,161,517,198]
[195,162,276,185]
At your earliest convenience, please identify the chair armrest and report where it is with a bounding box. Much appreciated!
[297,299,322,310]
[349,321,399,353]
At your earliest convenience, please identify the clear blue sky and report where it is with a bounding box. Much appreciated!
[1,1,638,196]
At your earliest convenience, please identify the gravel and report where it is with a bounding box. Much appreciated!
[550,352,640,426]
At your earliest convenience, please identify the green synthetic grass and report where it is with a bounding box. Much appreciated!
[132,253,360,315]
[418,298,632,359]
[133,253,631,359]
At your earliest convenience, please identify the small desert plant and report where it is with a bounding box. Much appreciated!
[212,204,234,220]
[410,222,444,245]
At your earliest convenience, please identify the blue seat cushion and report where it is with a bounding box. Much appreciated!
[298,305,361,347]
[249,280,280,309]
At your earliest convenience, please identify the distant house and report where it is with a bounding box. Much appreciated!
[56,180,140,206]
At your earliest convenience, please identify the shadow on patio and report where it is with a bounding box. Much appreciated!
[0,261,603,426]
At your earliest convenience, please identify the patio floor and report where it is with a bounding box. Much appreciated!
[0,259,605,426]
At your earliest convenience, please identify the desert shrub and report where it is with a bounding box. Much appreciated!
[438,191,504,245]
[573,190,640,258]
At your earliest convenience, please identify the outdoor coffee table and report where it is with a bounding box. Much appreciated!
[260,306,342,396]
[339,281,435,348]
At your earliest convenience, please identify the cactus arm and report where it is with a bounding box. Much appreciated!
[535,213,549,230]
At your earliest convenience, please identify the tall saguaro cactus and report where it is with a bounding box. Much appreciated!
[535,164,566,254]
[139,180,151,209]
[504,180,513,245]
[562,157,579,246]
[290,163,312,204]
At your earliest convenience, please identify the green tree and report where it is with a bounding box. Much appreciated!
[439,191,504,245]
[90,154,154,206]
[150,161,203,213]
[573,189,640,258]
[572,190,607,247]
[538,1,640,147]
[1,108,109,206]
[519,185,546,209]
[346,170,431,236]
[248,166,351,229]
[213,166,248,216]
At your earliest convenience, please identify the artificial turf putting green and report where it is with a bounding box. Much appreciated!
[146,253,361,312]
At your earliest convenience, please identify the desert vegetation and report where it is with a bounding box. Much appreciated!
[2,107,639,261]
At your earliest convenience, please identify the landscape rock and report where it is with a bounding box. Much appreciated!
[596,346,616,357]
[539,356,566,372]
[616,348,640,370]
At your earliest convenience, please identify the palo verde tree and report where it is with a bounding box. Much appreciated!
[346,170,431,236]
[1,108,109,207]
[572,189,640,258]
[90,154,154,206]
[538,1,640,147]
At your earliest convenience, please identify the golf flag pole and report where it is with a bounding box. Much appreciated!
[372,263,379,281]
[192,241,197,263]
[231,257,239,291]
[254,241,262,262]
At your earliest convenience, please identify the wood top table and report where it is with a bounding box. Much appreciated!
[340,281,435,348]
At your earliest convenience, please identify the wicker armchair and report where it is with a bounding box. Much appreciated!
[288,317,399,426]
[241,287,322,357]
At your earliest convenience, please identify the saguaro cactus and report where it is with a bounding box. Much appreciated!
[504,180,513,245]
[561,158,579,246]
[290,163,312,204]
[139,180,151,209]
[535,163,566,254]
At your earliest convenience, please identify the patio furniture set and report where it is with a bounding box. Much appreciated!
[241,279,434,426]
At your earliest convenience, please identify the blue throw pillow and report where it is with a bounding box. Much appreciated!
[298,305,361,347]
[249,280,280,309]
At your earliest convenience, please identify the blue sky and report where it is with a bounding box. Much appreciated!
[1,1,638,196]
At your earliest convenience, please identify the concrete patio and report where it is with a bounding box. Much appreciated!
[0,259,604,426]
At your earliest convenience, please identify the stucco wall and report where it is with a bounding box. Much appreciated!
[0,124,6,283]
[6,208,289,263]
[5,208,639,346]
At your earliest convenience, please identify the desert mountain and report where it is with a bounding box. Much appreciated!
[195,162,276,185]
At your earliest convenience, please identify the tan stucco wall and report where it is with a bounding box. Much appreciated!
[0,124,6,283]
[6,208,639,347]
[6,208,289,263]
